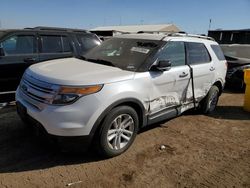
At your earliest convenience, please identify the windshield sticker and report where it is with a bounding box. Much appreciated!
[131,47,150,54]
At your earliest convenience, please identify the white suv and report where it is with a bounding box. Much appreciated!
[16,33,227,157]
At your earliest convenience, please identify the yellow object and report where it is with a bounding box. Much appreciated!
[243,69,250,112]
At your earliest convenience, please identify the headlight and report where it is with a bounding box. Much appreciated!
[52,85,103,105]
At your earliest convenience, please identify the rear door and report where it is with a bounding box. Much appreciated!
[149,40,191,116]
[0,32,38,93]
[185,42,216,101]
[38,33,74,62]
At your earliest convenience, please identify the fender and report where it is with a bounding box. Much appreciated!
[88,97,148,139]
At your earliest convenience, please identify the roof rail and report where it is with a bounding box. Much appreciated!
[136,31,174,34]
[167,32,215,41]
[134,31,214,41]
[24,26,89,33]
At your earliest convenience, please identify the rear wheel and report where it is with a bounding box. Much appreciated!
[200,85,220,114]
[97,106,139,158]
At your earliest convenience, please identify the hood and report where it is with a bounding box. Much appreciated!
[26,58,135,85]
[226,56,250,69]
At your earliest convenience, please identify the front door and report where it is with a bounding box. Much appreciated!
[149,41,191,116]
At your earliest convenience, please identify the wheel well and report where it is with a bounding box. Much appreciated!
[91,99,146,140]
[113,102,144,129]
[213,81,223,95]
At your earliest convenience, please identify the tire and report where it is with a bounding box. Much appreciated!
[200,85,220,114]
[97,106,139,158]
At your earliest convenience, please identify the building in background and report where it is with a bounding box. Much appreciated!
[208,29,250,44]
[90,24,180,39]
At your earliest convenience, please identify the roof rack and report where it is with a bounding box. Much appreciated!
[134,31,215,41]
[136,31,174,34]
[24,26,89,33]
[167,32,215,41]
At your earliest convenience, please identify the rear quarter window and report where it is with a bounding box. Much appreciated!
[211,44,225,61]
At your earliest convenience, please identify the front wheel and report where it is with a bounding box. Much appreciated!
[97,106,139,158]
[200,85,220,114]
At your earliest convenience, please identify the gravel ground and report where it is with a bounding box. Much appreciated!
[0,92,249,188]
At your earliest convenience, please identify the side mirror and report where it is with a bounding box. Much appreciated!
[150,60,171,71]
[0,47,5,56]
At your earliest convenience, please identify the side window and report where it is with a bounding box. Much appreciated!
[211,44,225,61]
[40,35,72,53]
[77,35,101,52]
[186,42,211,64]
[62,36,71,52]
[0,35,35,55]
[157,41,186,66]
[41,35,62,53]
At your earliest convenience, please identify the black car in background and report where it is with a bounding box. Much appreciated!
[221,45,250,91]
[0,27,101,102]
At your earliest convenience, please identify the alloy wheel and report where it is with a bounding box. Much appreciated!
[107,114,134,150]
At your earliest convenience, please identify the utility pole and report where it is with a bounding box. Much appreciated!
[0,19,2,29]
[208,19,212,31]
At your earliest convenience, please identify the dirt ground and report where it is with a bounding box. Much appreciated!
[0,92,249,188]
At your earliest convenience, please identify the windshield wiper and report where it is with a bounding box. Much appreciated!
[86,58,115,67]
[79,55,116,67]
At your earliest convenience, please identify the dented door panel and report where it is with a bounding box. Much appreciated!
[148,65,191,115]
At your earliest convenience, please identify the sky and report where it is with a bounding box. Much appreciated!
[0,0,250,34]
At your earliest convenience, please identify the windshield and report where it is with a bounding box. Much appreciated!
[83,38,161,71]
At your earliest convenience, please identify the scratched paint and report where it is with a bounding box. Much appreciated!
[149,95,179,113]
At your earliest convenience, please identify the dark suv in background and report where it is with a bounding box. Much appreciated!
[0,27,101,102]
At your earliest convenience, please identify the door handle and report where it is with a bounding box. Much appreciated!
[23,57,37,63]
[210,67,215,71]
[179,72,188,78]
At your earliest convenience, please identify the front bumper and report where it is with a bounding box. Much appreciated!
[16,87,102,137]
[16,104,93,151]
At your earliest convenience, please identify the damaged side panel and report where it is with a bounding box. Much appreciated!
[147,66,191,116]
[148,94,179,114]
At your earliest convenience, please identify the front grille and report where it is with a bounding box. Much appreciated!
[20,73,58,105]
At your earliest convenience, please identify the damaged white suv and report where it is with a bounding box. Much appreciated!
[16,33,227,157]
